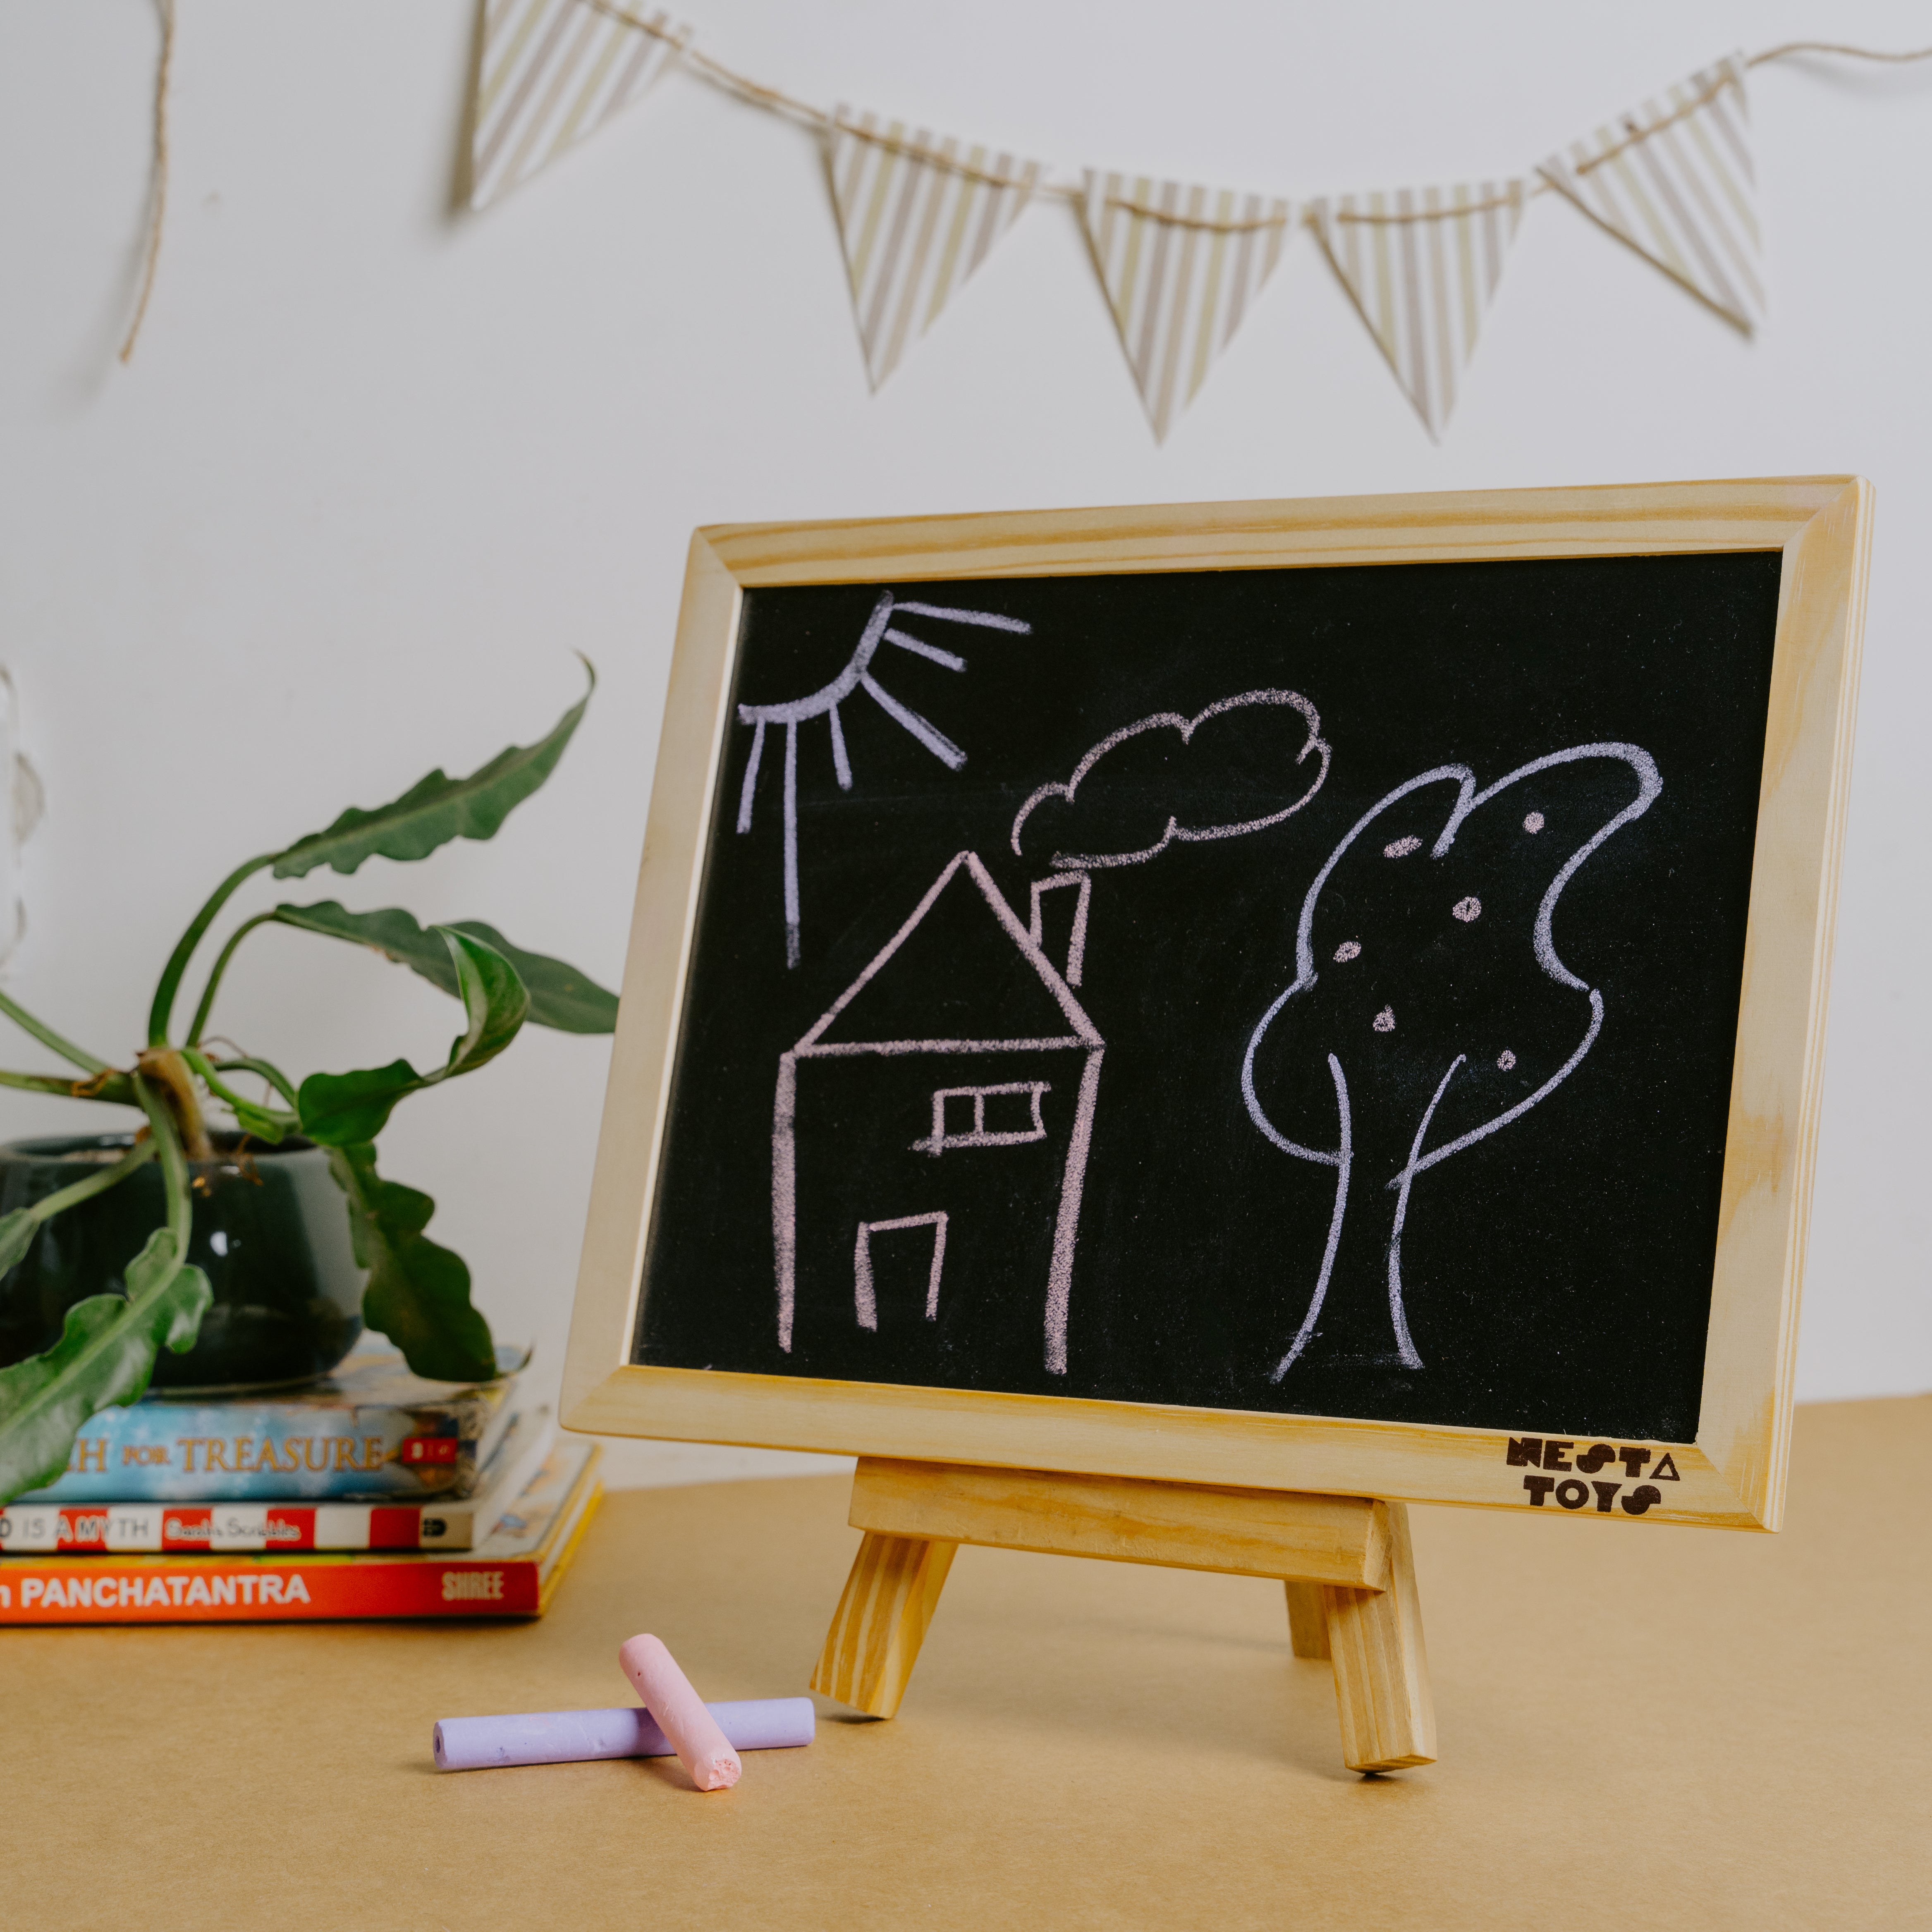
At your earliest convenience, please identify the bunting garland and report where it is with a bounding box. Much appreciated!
[1078,175,1293,442]
[1309,182,1526,439]
[471,0,685,211]
[1537,55,1763,333]
[827,112,1041,390]
[99,10,1932,410]
[442,20,1930,437]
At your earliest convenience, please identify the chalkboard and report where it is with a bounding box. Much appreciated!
[636,551,1773,1443]
[566,485,1868,1529]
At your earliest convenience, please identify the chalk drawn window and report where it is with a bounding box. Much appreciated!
[913,1081,1050,1155]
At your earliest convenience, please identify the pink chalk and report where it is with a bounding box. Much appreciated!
[618,1633,742,1791]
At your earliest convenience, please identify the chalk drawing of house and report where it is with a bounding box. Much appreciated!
[773,851,1104,1377]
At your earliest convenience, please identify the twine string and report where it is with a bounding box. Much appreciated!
[827,121,1041,195]
[1566,66,1739,179]
[119,0,175,363]
[1102,196,1289,232]
[1750,41,1932,68]
[110,10,1932,352]
[567,12,1932,232]
[578,0,1045,190]
[1329,187,1526,224]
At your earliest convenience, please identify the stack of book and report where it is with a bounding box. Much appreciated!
[0,1348,601,1624]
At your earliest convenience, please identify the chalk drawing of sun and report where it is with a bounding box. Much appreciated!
[734,591,1030,967]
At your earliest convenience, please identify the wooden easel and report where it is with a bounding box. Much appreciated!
[809,1459,1435,1773]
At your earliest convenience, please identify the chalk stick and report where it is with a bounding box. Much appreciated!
[619,1632,743,1791]
[433,1698,813,1772]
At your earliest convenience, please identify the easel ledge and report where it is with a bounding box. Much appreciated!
[567,1361,1763,1528]
[810,1459,1435,1774]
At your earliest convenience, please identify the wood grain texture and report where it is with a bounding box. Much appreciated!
[562,478,1874,1535]
[697,478,1852,585]
[1285,1580,1331,1660]
[569,1362,1755,1526]
[1697,478,1874,1530]
[808,1530,956,1718]
[822,1463,1427,1769]
[563,533,743,1419]
[1322,1502,1436,1772]
[848,1459,1390,1590]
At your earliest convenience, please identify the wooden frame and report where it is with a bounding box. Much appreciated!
[563,479,1872,1533]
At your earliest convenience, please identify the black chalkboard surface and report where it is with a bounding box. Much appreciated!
[635,550,1783,1445]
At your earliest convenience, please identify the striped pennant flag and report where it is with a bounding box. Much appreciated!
[828,110,1042,390]
[470,0,686,212]
[1078,173,1293,443]
[1309,182,1526,440]
[1537,54,1762,333]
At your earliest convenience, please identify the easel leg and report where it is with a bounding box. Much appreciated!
[1284,1580,1331,1659]
[808,1531,956,1717]
[1319,1501,1436,1772]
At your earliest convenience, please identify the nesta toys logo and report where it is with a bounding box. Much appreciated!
[1505,1437,1681,1515]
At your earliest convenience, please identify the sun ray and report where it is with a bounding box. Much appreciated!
[859,672,967,769]
[736,719,767,833]
[733,591,1029,965]
[893,603,1032,631]
[885,629,967,670]
[827,703,853,790]
[782,721,801,968]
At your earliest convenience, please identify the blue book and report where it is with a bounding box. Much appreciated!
[19,1346,525,1504]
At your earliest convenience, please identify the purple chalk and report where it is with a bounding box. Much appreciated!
[433,1698,814,1771]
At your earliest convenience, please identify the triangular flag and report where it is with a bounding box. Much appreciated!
[827,110,1041,390]
[470,0,686,212]
[1078,173,1293,442]
[1309,181,1526,439]
[1537,54,1763,332]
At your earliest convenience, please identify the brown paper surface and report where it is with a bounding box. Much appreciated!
[4,1397,1926,1931]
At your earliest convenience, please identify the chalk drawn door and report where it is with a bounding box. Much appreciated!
[854,1212,949,1334]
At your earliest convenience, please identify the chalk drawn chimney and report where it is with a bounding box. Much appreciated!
[1027,871,1092,988]
[773,852,1103,1376]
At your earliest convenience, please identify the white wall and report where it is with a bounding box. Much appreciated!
[1,1,1926,1483]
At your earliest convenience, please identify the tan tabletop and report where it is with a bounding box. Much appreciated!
[7,1397,1927,1931]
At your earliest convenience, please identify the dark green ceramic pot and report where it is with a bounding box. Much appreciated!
[0,1133,366,1394]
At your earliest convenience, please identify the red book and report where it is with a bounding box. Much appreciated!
[0,1442,599,1625]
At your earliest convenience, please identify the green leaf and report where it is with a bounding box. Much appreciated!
[0,1141,158,1281]
[0,985,108,1075]
[271,668,593,881]
[325,1141,496,1383]
[270,901,618,1034]
[0,1235,213,1504]
[296,928,531,1146]
[296,1059,418,1148]
[0,1209,39,1277]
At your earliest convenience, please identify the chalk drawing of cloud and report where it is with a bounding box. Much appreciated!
[1010,690,1330,872]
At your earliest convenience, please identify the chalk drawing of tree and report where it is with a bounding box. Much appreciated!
[736,591,1029,967]
[1240,743,1661,1377]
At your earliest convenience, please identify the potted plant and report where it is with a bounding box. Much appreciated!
[0,670,616,1504]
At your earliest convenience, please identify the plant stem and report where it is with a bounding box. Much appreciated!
[15,1140,157,1228]
[147,852,279,1048]
[0,987,107,1075]
[134,1048,214,1162]
[182,1048,298,1134]
[0,1068,139,1106]
[210,1054,300,1112]
[132,1074,191,1253]
[184,911,277,1046]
